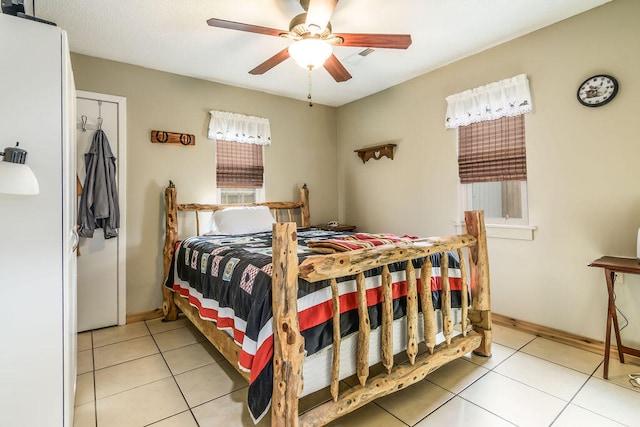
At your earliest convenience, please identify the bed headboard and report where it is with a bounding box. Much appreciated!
[162,181,311,285]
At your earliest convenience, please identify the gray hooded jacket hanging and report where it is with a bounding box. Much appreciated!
[78,129,120,239]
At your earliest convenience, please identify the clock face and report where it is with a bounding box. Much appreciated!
[577,75,618,107]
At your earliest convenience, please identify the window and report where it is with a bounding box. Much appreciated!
[458,115,528,225]
[208,110,271,204]
[457,115,528,224]
[445,74,533,230]
[216,140,264,203]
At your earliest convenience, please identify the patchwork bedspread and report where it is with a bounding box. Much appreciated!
[165,228,462,422]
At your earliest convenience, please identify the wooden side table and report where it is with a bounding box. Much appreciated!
[313,224,357,232]
[589,256,640,379]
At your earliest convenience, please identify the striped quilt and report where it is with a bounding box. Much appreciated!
[165,228,462,422]
[307,232,418,253]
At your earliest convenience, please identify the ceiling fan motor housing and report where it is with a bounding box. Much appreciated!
[288,13,332,39]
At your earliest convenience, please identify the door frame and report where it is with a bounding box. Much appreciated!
[76,90,127,326]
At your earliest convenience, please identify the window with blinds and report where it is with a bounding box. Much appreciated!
[458,115,528,224]
[216,140,265,203]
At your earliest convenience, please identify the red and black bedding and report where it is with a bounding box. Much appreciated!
[164,228,463,422]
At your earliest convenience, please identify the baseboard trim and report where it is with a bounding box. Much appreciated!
[492,313,610,357]
[126,308,164,324]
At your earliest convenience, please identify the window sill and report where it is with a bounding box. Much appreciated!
[453,221,536,241]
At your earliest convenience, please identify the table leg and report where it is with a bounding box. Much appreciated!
[602,269,613,380]
[604,269,625,380]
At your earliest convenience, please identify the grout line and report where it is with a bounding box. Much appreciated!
[370,399,410,426]
[91,331,98,427]
[455,395,518,426]
[145,319,200,424]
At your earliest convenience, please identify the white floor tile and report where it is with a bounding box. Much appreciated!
[93,335,159,369]
[521,337,603,375]
[191,388,271,427]
[94,353,172,399]
[324,403,408,427]
[75,372,95,406]
[374,379,454,425]
[147,410,199,426]
[552,404,625,426]
[96,377,188,427]
[77,349,93,375]
[77,331,92,352]
[416,395,513,427]
[460,371,567,427]
[162,341,224,375]
[146,315,190,335]
[492,323,536,350]
[494,351,589,400]
[153,326,206,352]
[463,342,517,370]
[92,321,150,348]
[73,401,96,427]
[572,377,640,426]
[426,357,489,394]
[594,355,640,391]
[174,361,247,407]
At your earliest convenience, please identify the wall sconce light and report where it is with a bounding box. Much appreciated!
[0,142,39,195]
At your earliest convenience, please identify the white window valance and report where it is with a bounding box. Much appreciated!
[445,74,532,129]
[208,110,271,145]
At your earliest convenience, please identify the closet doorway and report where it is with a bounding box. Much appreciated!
[76,91,127,332]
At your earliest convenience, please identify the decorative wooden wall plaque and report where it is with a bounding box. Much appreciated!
[354,143,396,163]
[151,130,195,146]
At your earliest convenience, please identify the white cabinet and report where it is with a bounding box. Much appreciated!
[0,14,77,427]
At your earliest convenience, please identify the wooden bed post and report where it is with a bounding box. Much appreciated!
[300,184,310,228]
[271,222,305,427]
[162,181,179,321]
[464,210,492,357]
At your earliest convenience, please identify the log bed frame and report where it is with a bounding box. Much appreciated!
[162,182,492,426]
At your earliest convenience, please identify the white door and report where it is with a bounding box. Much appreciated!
[76,92,127,332]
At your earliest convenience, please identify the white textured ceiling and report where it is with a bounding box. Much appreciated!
[33,0,610,107]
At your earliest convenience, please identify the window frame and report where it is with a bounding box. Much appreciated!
[459,181,529,226]
[216,187,265,204]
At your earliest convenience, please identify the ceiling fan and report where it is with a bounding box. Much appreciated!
[207,0,412,83]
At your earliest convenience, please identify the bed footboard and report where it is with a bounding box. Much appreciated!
[272,210,491,426]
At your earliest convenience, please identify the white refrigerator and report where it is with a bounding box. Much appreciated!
[0,14,77,427]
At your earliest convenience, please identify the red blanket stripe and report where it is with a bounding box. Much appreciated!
[173,273,461,384]
[247,275,462,383]
[174,284,246,344]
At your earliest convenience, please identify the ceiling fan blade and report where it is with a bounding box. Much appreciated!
[249,48,291,75]
[334,33,412,49]
[207,18,285,37]
[305,0,338,34]
[323,54,352,82]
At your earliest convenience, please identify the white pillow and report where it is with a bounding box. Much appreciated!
[210,206,276,235]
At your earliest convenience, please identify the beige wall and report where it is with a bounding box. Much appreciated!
[337,0,640,345]
[72,0,640,346]
[71,56,338,313]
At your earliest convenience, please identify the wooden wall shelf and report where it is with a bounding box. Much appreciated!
[354,143,396,163]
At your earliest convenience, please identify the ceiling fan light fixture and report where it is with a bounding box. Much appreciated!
[288,38,333,70]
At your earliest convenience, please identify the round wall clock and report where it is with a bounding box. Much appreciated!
[577,74,618,107]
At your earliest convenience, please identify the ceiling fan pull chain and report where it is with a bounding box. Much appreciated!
[307,66,314,107]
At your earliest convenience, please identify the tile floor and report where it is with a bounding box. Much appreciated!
[74,318,640,427]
